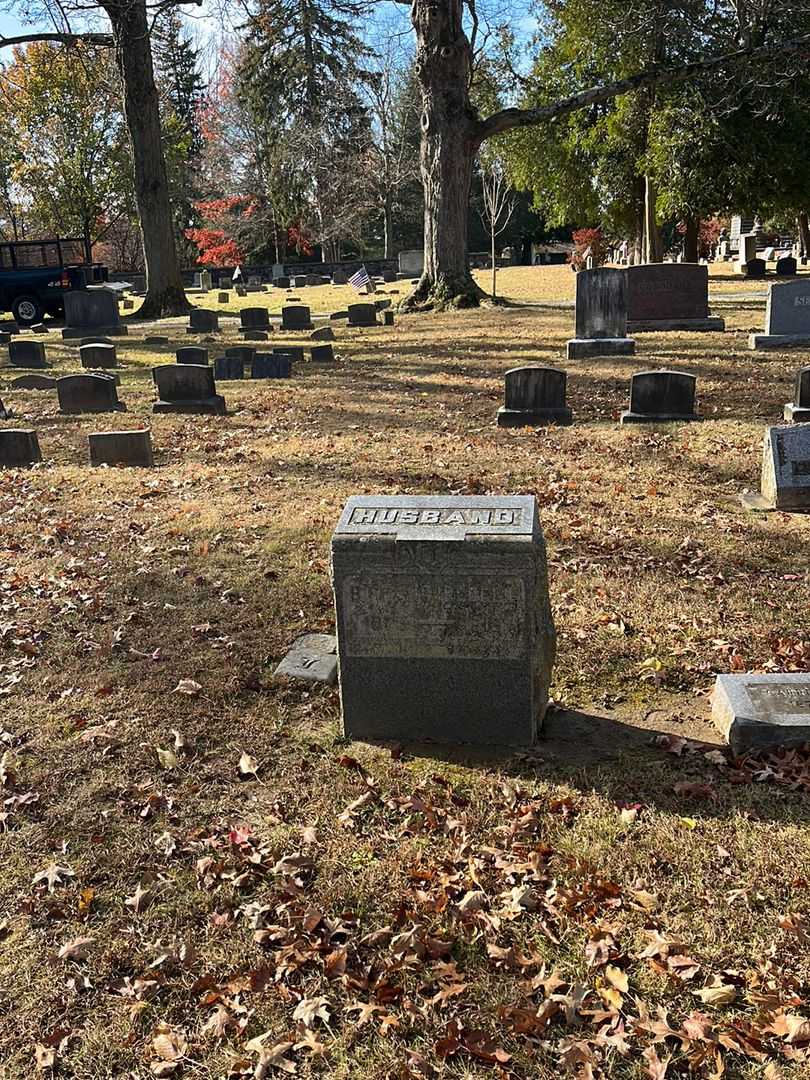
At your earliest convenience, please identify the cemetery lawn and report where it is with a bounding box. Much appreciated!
[1,270,809,1078]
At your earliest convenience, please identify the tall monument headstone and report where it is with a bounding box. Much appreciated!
[566,268,635,359]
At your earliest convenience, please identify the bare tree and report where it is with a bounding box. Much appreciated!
[478,154,515,300]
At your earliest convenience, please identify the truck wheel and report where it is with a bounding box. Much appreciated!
[12,295,44,326]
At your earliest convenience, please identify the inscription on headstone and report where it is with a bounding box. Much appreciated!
[331,495,556,746]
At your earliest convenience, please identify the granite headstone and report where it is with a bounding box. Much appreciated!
[749,279,810,349]
[0,429,41,467]
[785,367,810,423]
[712,673,810,754]
[330,494,556,746]
[621,370,699,424]
[88,430,153,467]
[9,340,48,368]
[152,364,226,414]
[497,366,573,427]
[57,374,125,414]
[626,264,724,331]
[567,268,635,359]
[759,425,810,509]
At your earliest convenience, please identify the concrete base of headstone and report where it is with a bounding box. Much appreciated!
[620,410,700,425]
[784,403,810,423]
[749,334,810,350]
[153,396,226,415]
[273,633,338,685]
[331,495,556,747]
[0,429,41,467]
[62,326,127,339]
[566,337,635,359]
[497,406,573,428]
[712,673,810,755]
[628,317,725,332]
[89,430,153,467]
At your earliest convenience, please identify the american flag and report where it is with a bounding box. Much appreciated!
[348,266,376,293]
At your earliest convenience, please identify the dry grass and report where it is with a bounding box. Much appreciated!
[1,273,809,1079]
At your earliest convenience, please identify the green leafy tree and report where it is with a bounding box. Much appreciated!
[0,41,134,252]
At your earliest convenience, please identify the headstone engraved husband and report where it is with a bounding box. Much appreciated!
[330,495,556,746]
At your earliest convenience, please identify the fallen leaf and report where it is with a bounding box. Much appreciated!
[605,964,629,994]
[125,882,152,913]
[173,679,201,696]
[694,983,737,1006]
[239,751,258,777]
[156,747,178,770]
[292,996,331,1028]
[32,863,75,893]
[57,936,94,961]
[643,1044,670,1079]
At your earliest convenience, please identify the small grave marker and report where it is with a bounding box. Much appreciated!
[240,308,271,332]
[187,308,218,334]
[712,673,810,754]
[757,425,810,509]
[251,353,291,379]
[348,303,378,327]
[621,370,699,424]
[785,367,810,423]
[10,374,55,390]
[176,346,209,366]
[9,340,48,368]
[626,264,724,331]
[80,343,117,369]
[152,364,226,414]
[310,344,335,363]
[62,289,126,338]
[776,255,798,276]
[88,430,153,467]
[281,305,313,330]
[214,355,244,380]
[57,374,125,414]
[0,429,41,467]
[497,366,572,427]
[274,634,338,685]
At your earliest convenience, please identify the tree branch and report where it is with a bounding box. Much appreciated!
[477,32,810,142]
[0,32,113,48]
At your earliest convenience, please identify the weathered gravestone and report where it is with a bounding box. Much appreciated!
[0,333,9,346]
[310,326,334,341]
[332,271,348,285]
[757,425,810,509]
[187,309,218,334]
[57,374,125,414]
[0,429,41,467]
[9,340,48,368]
[398,250,424,276]
[330,310,349,321]
[776,255,798,276]
[497,366,573,428]
[176,346,209,366]
[152,364,226,414]
[785,367,810,423]
[88,430,153,467]
[348,303,378,327]
[251,353,291,379]
[243,330,269,341]
[144,336,170,346]
[382,270,397,283]
[330,494,556,746]
[293,275,308,289]
[220,276,233,289]
[241,308,271,332]
[712,673,810,754]
[80,343,117,369]
[214,355,244,380]
[273,276,291,289]
[383,310,395,326]
[566,268,635,359]
[218,291,230,303]
[63,289,126,338]
[10,374,55,390]
[273,633,338,685]
[749,279,810,349]
[310,344,335,364]
[743,257,767,279]
[626,264,724,332]
[735,233,758,273]
[281,305,313,330]
[621,370,699,424]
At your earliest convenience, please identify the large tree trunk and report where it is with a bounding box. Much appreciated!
[105,0,190,318]
[404,0,485,309]
[683,214,699,262]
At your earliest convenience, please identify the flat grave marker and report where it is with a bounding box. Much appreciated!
[712,673,810,754]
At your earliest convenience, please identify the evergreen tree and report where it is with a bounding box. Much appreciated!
[152,11,206,262]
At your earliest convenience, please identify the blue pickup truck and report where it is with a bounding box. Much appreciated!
[0,238,108,325]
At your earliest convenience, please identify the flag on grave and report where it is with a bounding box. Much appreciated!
[348,266,375,294]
